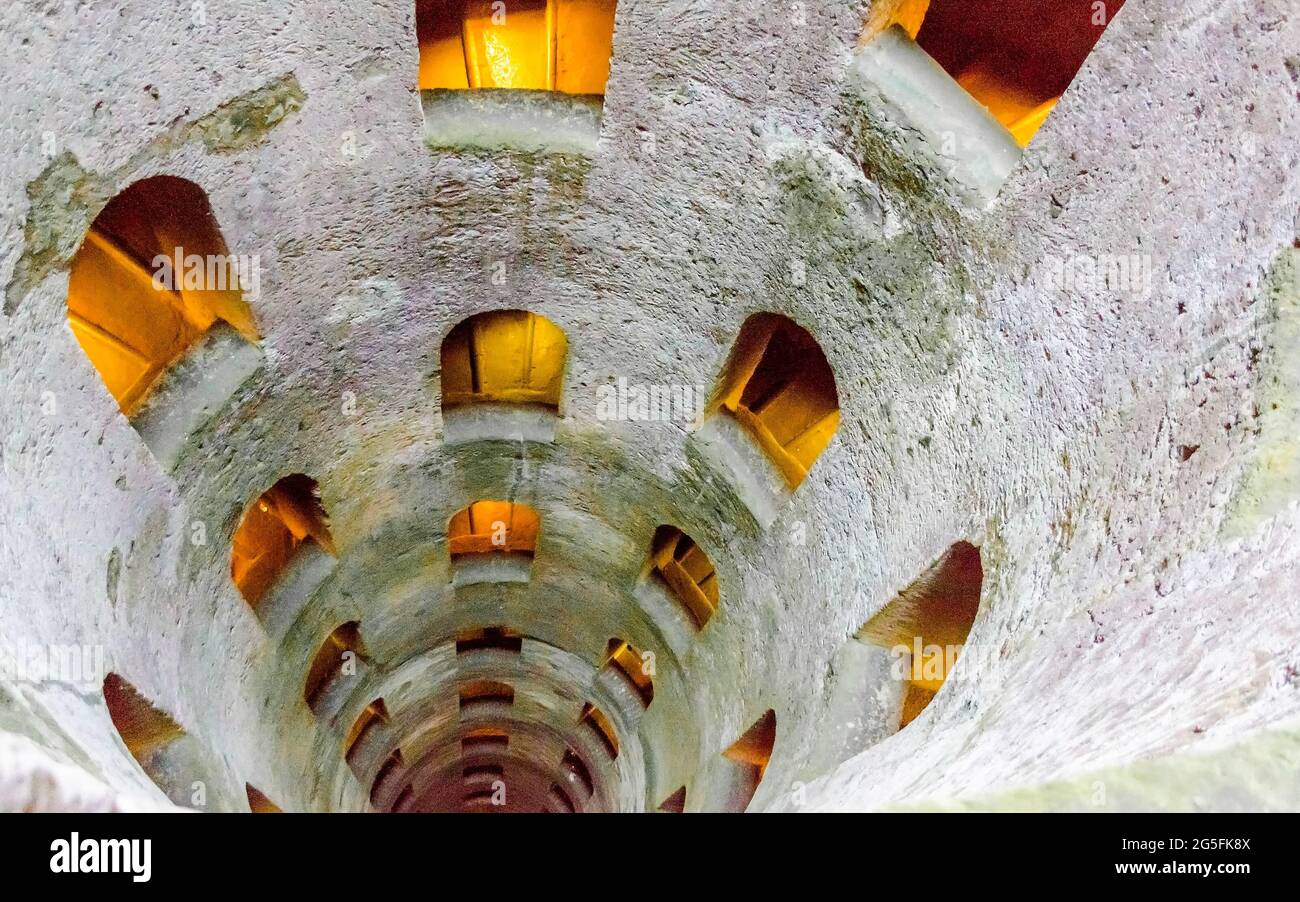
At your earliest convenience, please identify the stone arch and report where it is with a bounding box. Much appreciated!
[67,175,258,414]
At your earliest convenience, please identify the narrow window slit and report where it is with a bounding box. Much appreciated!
[720,709,776,812]
[579,702,619,760]
[303,622,368,715]
[344,698,390,766]
[602,639,654,706]
[459,679,516,711]
[650,526,720,629]
[856,541,984,729]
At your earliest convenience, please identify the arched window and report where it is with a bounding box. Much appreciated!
[67,176,258,415]
[462,727,509,754]
[579,702,618,760]
[720,709,776,812]
[857,541,983,728]
[231,475,334,612]
[448,500,540,558]
[459,679,515,711]
[304,622,368,715]
[103,673,185,771]
[603,639,653,706]
[711,313,840,489]
[371,749,406,807]
[442,310,567,410]
[872,0,1127,146]
[345,699,391,767]
[456,625,524,654]
[417,0,617,95]
[650,526,719,629]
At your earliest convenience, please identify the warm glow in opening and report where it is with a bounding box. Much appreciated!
[650,526,719,629]
[441,309,568,410]
[246,784,282,813]
[722,709,776,810]
[303,622,366,713]
[417,0,617,94]
[67,176,258,414]
[448,500,540,558]
[579,702,619,759]
[713,313,840,489]
[723,709,776,780]
[102,673,186,764]
[460,679,516,708]
[462,727,510,753]
[231,474,334,610]
[603,639,653,706]
[456,626,524,654]
[875,0,1127,146]
[857,541,983,729]
[345,699,390,764]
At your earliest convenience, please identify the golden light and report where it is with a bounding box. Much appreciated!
[345,699,390,764]
[857,541,983,729]
[603,639,653,705]
[230,475,334,610]
[713,313,840,489]
[67,176,258,415]
[448,500,540,557]
[650,526,719,629]
[579,702,619,759]
[245,784,283,813]
[442,310,568,411]
[877,0,1127,147]
[459,680,516,707]
[418,0,617,94]
[304,622,365,712]
[723,709,776,782]
[102,672,186,764]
